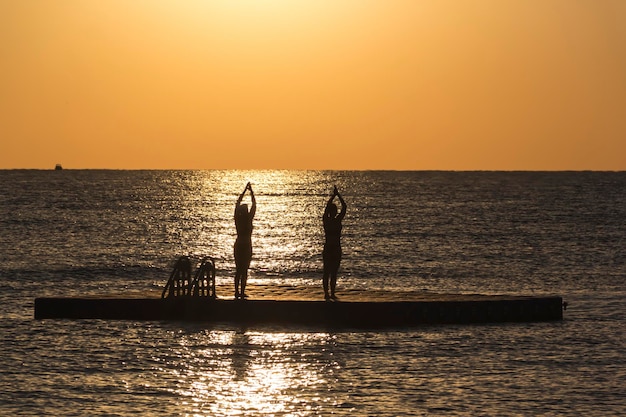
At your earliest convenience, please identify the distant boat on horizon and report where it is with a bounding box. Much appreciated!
[54,164,63,170]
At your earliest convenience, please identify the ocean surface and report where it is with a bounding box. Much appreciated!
[0,170,624,416]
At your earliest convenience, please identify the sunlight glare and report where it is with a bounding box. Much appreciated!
[206,0,337,20]
[166,330,335,415]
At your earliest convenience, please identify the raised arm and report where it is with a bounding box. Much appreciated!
[334,185,347,220]
[323,188,336,219]
[248,183,256,218]
[235,185,247,215]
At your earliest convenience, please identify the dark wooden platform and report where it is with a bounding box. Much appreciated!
[34,284,564,328]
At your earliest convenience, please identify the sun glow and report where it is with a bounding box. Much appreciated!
[149,0,349,34]
[210,0,330,18]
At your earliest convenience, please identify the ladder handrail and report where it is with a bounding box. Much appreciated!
[190,257,217,298]
[161,255,193,299]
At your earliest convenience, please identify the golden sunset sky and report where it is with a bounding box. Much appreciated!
[1,0,625,170]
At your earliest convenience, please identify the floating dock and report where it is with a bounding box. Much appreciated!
[34,284,564,328]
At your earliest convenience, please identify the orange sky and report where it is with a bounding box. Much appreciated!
[1,0,625,170]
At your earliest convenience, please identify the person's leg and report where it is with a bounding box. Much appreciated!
[330,262,339,298]
[234,244,240,298]
[330,253,341,298]
[241,268,248,298]
[323,271,330,299]
[322,250,331,299]
[240,249,251,298]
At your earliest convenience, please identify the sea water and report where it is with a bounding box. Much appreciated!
[0,170,624,416]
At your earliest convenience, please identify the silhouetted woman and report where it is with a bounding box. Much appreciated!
[322,185,347,300]
[234,182,256,299]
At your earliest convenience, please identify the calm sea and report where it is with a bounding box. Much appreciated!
[0,170,624,416]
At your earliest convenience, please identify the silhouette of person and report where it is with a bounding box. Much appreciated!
[234,182,256,299]
[322,185,346,300]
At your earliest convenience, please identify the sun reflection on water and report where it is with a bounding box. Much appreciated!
[159,328,343,416]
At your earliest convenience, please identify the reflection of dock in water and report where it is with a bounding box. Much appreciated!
[34,283,564,328]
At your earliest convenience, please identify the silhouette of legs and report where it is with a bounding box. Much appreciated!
[241,273,248,298]
[323,272,331,300]
[234,269,249,299]
[234,243,252,300]
[323,249,341,300]
[330,273,338,299]
[234,274,241,299]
